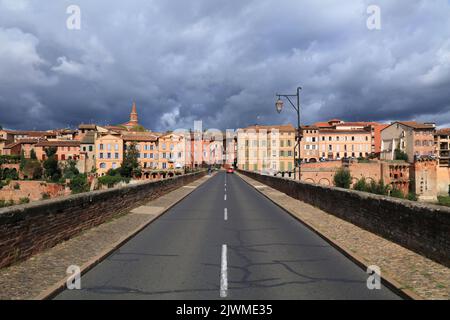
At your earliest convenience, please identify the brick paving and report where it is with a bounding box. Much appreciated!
[238,173,450,300]
[0,174,213,300]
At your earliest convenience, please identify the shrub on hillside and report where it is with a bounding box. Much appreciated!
[353,177,368,192]
[334,168,352,189]
[69,174,89,194]
[390,187,405,199]
[19,197,30,204]
[98,174,129,188]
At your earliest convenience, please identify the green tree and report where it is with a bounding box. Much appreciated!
[390,186,405,199]
[394,149,408,161]
[63,159,79,179]
[353,177,368,192]
[367,180,390,195]
[19,150,26,171]
[120,142,141,178]
[21,158,42,180]
[2,168,18,180]
[43,147,61,182]
[30,149,37,160]
[334,168,352,189]
[69,174,89,194]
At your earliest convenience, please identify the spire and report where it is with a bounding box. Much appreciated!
[130,101,138,124]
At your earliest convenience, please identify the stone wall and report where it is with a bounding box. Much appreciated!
[0,180,69,203]
[436,166,450,196]
[411,159,438,202]
[239,170,450,267]
[0,171,206,269]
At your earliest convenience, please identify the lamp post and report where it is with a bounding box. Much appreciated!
[275,86,302,180]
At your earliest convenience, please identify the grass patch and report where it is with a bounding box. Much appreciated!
[437,196,450,207]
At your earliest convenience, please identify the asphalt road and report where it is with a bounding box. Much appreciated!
[55,171,400,300]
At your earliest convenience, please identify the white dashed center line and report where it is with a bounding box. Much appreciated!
[220,244,228,298]
[224,208,228,221]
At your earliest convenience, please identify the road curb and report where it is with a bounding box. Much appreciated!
[35,173,215,300]
[236,172,423,300]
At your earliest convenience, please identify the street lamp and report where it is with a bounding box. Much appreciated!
[275,99,284,114]
[275,86,302,180]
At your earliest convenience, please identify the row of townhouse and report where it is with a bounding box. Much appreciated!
[0,103,239,178]
[301,119,388,162]
[236,124,296,174]
[0,125,231,177]
[235,119,450,200]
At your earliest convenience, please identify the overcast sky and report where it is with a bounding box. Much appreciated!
[1,0,450,131]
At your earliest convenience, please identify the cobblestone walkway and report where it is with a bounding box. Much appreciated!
[0,174,213,300]
[238,173,450,300]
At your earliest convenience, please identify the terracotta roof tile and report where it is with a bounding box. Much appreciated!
[35,140,80,147]
[436,128,450,135]
[4,139,39,149]
[396,121,436,130]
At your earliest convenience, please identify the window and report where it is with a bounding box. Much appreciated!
[107,153,111,159]
[107,144,111,151]
[114,144,119,151]
[99,153,104,159]
[100,163,106,169]
[112,163,117,169]
[99,144,104,150]
[89,146,93,152]
[115,153,119,159]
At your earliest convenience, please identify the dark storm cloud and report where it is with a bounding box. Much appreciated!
[0,0,450,131]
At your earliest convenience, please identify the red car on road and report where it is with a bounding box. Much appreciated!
[226,168,234,174]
